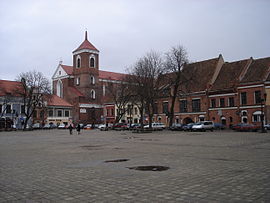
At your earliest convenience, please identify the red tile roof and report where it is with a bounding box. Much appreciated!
[0,80,24,97]
[99,70,127,81]
[211,59,250,91]
[73,39,99,53]
[45,95,72,107]
[180,57,220,92]
[241,57,270,84]
[70,86,84,97]
[61,65,73,75]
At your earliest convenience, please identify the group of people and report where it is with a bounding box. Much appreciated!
[68,123,81,135]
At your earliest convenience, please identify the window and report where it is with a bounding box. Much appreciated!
[229,117,233,122]
[57,80,63,98]
[33,110,37,118]
[255,91,261,104]
[253,115,260,122]
[220,98,225,107]
[6,104,11,114]
[90,57,95,68]
[76,55,81,68]
[90,90,96,99]
[241,92,247,105]
[192,99,200,112]
[111,109,114,116]
[180,100,187,112]
[0,104,2,114]
[90,76,95,84]
[65,110,69,117]
[59,71,61,75]
[228,97,234,107]
[40,110,44,119]
[162,102,169,114]
[57,110,62,117]
[48,110,53,117]
[76,77,80,85]
[134,107,138,115]
[21,105,25,114]
[153,103,158,114]
[211,99,216,108]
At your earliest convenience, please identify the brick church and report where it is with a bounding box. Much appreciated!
[52,31,126,125]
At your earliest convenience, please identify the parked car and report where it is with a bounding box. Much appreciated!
[113,123,128,130]
[49,123,57,129]
[232,123,260,132]
[32,123,42,129]
[128,123,142,130]
[98,123,113,131]
[264,124,270,130]
[214,123,226,130]
[43,124,51,129]
[182,123,195,131]
[191,121,214,132]
[58,123,67,129]
[84,124,93,130]
[169,123,183,131]
[144,123,165,130]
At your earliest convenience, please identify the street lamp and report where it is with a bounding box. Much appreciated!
[261,93,267,133]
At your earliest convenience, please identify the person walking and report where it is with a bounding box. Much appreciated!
[68,124,73,135]
[76,124,81,135]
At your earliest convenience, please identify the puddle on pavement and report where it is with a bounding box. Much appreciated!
[105,159,129,163]
[127,165,170,171]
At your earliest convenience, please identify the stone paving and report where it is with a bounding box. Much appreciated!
[0,129,270,202]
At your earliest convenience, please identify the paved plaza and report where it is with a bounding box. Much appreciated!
[0,129,270,202]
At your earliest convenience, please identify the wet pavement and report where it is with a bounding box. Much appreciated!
[0,129,270,202]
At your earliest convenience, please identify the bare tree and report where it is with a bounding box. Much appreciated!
[129,51,165,129]
[164,45,189,127]
[16,70,51,130]
[107,79,133,124]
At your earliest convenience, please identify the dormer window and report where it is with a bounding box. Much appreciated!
[90,55,95,68]
[90,75,95,84]
[76,55,81,68]
[91,89,96,99]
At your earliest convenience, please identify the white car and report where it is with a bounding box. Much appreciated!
[98,123,113,131]
[144,123,165,130]
[191,121,214,132]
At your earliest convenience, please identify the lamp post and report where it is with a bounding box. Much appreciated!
[261,93,267,133]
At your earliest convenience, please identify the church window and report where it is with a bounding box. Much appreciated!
[56,80,63,98]
[90,55,95,68]
[76,55,81,68]
[90,75,95,84]
[91,90,96,99]
[76,77,80,85]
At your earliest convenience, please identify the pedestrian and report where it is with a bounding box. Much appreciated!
[76,124,81,135]
[68,124,73,135]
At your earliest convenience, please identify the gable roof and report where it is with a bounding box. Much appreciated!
[99,70,127,81]
[61,65,73,75]
[241,57,270,84]
[211,59,250,91]
[180,57,220,92]
[0,80,24,97]
[45,95,72,107]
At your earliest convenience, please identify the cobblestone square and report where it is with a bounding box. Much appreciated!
[0,129,270,202]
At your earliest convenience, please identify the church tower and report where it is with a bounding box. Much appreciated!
[72,31,100,103]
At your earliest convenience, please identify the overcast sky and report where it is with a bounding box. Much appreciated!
[0,0,269,81]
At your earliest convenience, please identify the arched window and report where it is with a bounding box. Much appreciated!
[90,75,95,84]
[90,55,95,68]
[76,55,81,68]
[56,80,63,98]
[90,89,96,99]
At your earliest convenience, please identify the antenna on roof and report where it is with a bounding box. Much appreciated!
[85,29,88,40]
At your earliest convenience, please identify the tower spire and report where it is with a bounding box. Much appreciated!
[85,30,88,41]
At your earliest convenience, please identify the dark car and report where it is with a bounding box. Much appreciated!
[182,123,195,131]
[113,123,128,130]
[232,123,260,132]
[214,123,226,130]
[169,123,183,131]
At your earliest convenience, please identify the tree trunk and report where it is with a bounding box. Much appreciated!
[169,84,178,127]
